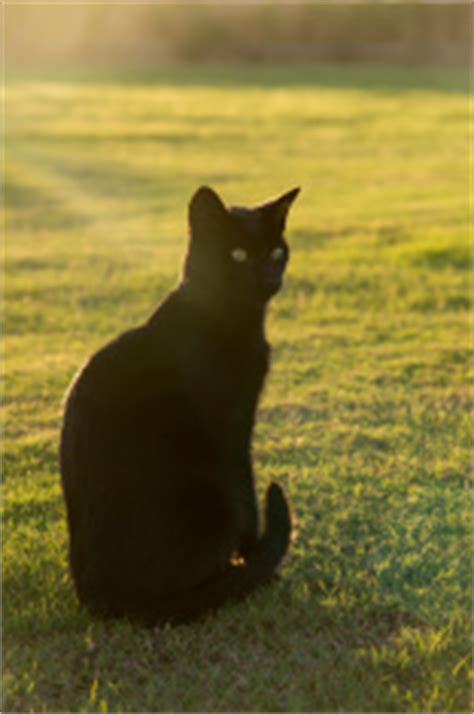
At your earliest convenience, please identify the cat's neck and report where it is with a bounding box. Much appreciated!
[178,279,267,342]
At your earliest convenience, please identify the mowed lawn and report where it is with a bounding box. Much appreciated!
[4,64,471,713]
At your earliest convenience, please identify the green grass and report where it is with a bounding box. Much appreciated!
[4,63,471,712]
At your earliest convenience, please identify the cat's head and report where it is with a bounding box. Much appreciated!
[184,186,300,303]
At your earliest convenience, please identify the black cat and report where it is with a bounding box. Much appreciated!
[59,185,300,626]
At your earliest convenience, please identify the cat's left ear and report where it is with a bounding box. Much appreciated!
[188,186,229,239]
[260,187,301,231]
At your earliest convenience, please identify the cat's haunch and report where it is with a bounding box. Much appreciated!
[59,186,300,626]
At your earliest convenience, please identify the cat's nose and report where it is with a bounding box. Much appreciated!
[264,275,281,288]
[262,274,282,296]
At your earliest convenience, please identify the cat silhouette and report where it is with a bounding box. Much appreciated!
[60,185,300,625]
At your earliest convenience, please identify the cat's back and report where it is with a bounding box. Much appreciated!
[59,288,192,512]
[64,289,185,410]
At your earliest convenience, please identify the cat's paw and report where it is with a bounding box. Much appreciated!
[265,482,291,548]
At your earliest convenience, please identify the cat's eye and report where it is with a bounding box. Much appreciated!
[270,246,285,261]
[231,248,247,263]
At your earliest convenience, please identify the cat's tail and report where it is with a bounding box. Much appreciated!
[139,482,291,626]
[250,481,292,577]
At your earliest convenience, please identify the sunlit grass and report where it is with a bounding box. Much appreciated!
[4,63,471,712]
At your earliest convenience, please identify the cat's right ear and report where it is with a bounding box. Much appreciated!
[188,186,228,238]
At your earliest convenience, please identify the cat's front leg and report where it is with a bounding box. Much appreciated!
[239,521,259,560]
[237,475,259,559]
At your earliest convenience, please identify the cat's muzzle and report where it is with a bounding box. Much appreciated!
[261,276,282,299]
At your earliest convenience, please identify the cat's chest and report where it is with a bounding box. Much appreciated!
[184,331,269,416]
[208,342,268,442]
[209,335,268,393]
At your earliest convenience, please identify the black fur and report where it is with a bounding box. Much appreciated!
[59,185,300,626]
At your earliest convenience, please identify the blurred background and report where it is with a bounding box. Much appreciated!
[5,3,471,70]
[4,4,472,713]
